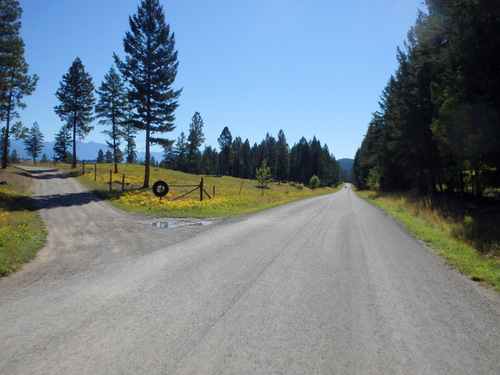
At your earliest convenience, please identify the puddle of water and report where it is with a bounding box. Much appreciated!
[149,220,212,228]
[149,221,179,228]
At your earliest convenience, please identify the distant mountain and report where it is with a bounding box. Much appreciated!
[8,139,163,163]
[338,158,354,174]
[338,158,354,182]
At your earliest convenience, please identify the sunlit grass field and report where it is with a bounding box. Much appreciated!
[0,167,46,277]
[55,162,339,218]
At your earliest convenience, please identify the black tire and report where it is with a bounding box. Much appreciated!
[152,180,169,197]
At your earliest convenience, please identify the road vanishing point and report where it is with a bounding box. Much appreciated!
[1,167,499,374]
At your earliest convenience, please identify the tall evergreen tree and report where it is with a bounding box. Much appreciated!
[218,126,233,176]
[241,139,252,179]
[186,111,205,174]
[275,130,290,182]
[289,137,311,184]
[173,132,188,171]
[52,126,72,163]
[262,133,277,178]
[96,65,128,173]
[114,0,181,188]
[0,0,38,169]
[124,120,137,163]
[54,57,95,168]
[231,136,242,178]
[104,150,113,163]
[200,145,219,175]
[96,149,104,163]
[23,121,43,164]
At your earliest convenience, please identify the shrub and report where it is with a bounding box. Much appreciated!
[310,175,320,189]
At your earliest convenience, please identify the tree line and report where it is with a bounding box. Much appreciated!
[160,122,341,186]
[1,0,341,188]
[352,0,500,197]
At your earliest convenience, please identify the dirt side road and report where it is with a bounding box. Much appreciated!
[0,167,225,289]
[1,167,499,374]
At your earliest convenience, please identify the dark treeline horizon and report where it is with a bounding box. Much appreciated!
[157,126,343,187]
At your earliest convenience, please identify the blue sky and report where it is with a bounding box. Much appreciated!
[18,0,424,160]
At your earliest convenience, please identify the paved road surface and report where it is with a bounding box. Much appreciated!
[1,167,499,374]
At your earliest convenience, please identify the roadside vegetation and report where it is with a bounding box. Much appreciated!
[74,164,336,218]
[0,167,46,277]
[356,189,500,293]
[52,162,339,218]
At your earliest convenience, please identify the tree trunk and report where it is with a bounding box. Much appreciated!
[72,117,77,169]
[1,89,13,169]
[143,126,150,189]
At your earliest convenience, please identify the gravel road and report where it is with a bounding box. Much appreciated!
[1,167,499,374]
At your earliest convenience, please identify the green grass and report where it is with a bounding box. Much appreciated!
[0,167,46,277]
[356,190,500,293]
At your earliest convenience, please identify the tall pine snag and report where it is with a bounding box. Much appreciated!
[96,65,128,173]
[114,0,181,188]
[0,0,38,169]
[54,57,95,168]
[23,122,43,164]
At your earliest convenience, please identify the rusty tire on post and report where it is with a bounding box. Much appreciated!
[152,180,169,197]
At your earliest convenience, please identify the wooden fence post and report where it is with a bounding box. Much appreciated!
[109,170,112,192]
[82,160,85,175]
[213,185,215,197]
[122,174,125,192]
[200,177,204,201]
[95,164,97,181]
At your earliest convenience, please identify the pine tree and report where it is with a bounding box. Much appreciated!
[0,0,38,169]
[218,126,233,176]
[96,66,128,173]
[186,112,205,174]
[200,145,219,175]
[256,159,272,189]
[241,139,252,179]
[96,149,104,163]
[173,132,187,171]
[104,150,113,163]
[289,137,311,184]
[275,130,290,182]
[54,57,95,168]
[124,120,137,164]
[23,122,43,164]
[114,0,181,188]
[53,126,72,163]
[232,136,243,178]
[9,149,19,163]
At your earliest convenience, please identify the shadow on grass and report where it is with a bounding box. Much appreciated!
[0,190,36,212]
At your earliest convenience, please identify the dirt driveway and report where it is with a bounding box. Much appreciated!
[1,166,225,290]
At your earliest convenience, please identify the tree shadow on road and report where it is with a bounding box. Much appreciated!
[34,191,102,210]
[21,168,73,180]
